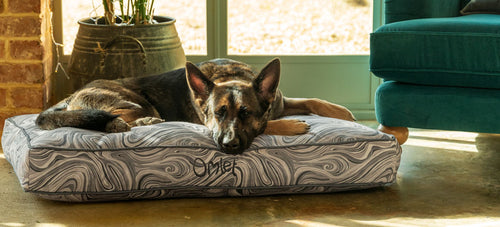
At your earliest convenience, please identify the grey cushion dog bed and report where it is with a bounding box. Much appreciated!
[2,114,401,202]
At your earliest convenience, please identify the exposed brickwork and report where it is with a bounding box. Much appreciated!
[9,40,43,60]
[0,63,44,83]
[0,40,4,58]
[8,0,41,13]
[0,16,41,37]
[0,88,6,107]
[0,0,53,147]
[11,86,44,109]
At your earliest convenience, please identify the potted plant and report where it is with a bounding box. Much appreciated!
[103,0,156,25]
[67,0,186,91]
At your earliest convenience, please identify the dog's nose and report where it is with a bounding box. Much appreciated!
[220,123,243,153]
[222,138,240,151]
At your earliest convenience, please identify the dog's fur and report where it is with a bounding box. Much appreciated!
[36,58,355,154]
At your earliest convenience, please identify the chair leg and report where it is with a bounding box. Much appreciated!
[378,124,409,145]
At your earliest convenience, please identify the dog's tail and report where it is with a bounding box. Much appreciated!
[35,101,119,132]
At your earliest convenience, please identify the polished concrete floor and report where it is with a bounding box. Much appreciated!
[1,122,500,226]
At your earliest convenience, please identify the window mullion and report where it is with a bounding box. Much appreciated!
[372,0,384,30]
[206,0,228,59]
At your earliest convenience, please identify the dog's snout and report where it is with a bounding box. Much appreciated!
[221,129,240,151]
[222,137,240,151]
[217,120,245,153]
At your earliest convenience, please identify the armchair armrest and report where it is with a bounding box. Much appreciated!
[385,0,470,24]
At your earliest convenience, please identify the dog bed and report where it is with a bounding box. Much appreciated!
[2,114,401,202]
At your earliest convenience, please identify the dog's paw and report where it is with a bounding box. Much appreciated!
[287,119,311,135]
[264,119,310,136]
[131,117,165,127]
[105,117,131,133]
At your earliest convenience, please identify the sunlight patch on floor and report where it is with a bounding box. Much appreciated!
[35,224,66,227]
[1,223,25,227]
[285,217,500,227]
[351,216,500,227]
[405,129,479,153]
[410,130,478,142]
[1,223,66,227]
[0,153,5,159]
[285,220,342,227]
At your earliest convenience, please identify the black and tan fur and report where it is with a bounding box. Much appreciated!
[36,58,355,154]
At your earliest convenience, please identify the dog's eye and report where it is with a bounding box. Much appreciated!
[215,105,227,117]
[239,106,250,119]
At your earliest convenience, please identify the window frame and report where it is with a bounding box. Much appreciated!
[52,0,384,120]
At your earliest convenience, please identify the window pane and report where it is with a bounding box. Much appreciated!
[157,1,206,55]
[62,1,206,55]
[62,2,90,55]
[228,0,372,55]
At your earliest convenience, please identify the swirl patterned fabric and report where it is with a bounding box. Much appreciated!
[2,114,401,202]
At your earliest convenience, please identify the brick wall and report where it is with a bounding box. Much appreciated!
[0,0,52,142]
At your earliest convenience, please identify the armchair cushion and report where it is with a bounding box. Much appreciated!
[370,14,500,89]
[461,0,500,15]
[375,81,500,133]
[385,0,465,24]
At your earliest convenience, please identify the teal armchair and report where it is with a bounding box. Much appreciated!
[370,0,500,144]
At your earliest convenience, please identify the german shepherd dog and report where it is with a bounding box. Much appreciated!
[36,58,355,154]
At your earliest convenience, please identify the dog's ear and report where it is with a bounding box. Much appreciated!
[254,58,280,102]
[186,62,214,100]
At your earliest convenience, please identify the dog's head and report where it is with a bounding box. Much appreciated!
[186,58,281,154]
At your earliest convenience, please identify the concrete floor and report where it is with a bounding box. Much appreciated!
[1,123,500,226]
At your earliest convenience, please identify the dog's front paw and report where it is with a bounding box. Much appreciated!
[287,119,311,135]
[105,117,131,133]
[264,119,310,136]
[131,117,165,127]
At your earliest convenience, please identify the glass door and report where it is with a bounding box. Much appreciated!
[227,0,372,55]
[223,0,383,119]
[56,0,383,119]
